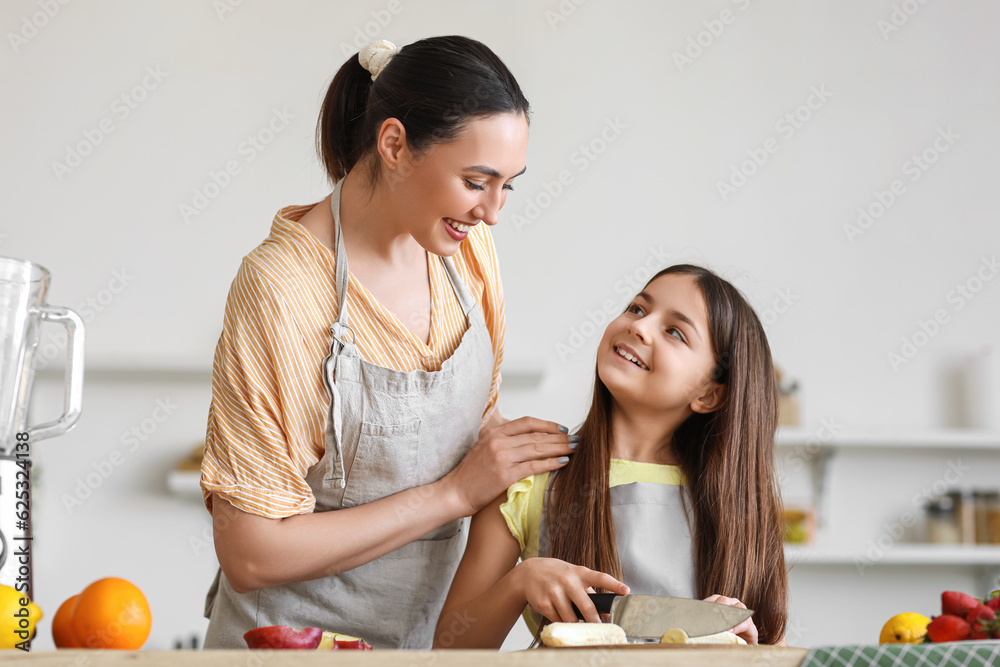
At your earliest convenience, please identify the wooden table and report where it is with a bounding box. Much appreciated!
[7,647,810,666]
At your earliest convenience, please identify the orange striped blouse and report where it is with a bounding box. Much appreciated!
[200,203,505,519]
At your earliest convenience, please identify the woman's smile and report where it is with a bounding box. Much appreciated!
[443,217,477,240]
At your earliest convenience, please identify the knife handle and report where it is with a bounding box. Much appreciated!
[571,593,617,620]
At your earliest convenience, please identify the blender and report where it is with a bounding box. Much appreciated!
[0,256,84,603]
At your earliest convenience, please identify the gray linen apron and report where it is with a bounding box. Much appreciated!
[203,180,494,649]
[530,472,696,625]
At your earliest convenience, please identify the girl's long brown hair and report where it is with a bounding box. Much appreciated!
[541,264,787,644]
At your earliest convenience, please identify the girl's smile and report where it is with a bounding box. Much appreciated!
[613,343,649,370]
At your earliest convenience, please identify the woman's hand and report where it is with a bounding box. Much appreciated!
[443,417,576,516]
[703,594,758,644]
[513,558,629,624]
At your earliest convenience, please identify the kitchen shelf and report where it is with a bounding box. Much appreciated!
[776,427,1000,450]
[39,357,546,387]
[776,427,1000,534]
[167,470,203,499]
[785,544,1000,566]
[36,358,214,382]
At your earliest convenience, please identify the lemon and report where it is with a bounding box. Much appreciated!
[879,612,931,644]
[0,584,43,649]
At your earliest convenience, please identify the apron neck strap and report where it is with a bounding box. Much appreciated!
[440,256,479,318]
[330,179,351,329]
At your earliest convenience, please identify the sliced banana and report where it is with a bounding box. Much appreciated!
[540,622,628,647]
[659,628,747,645]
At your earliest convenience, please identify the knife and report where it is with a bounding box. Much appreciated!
[572,593,753,640]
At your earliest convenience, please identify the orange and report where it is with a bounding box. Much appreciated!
[52,594,82,648]
[70,578,151,650]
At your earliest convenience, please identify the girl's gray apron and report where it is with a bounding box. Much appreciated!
[203,180,494,649]
[531,473,696,626]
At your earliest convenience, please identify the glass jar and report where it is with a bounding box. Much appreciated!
[975,491,990,544]
[925,496,960,544]
[972,490,1000,544]
[946,489,977,544]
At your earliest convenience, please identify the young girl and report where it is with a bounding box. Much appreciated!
[434,264,788,647]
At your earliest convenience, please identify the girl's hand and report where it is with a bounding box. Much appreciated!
[702,594,758,644]
[443,417,576,516]
[513,558,629,624]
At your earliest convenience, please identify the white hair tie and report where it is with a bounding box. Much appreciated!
[359,39,398,81]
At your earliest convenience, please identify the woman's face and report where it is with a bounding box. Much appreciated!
[597,273,724,417]
[387,112,529,256]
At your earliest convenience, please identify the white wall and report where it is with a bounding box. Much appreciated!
[4,0,998,651]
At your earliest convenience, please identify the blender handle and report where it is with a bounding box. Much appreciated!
[27,305,85,443]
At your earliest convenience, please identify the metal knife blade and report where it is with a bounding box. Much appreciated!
[582,593,753,640]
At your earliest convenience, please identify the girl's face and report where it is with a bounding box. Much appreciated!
[597,273,725,418]
[386,112,529,256]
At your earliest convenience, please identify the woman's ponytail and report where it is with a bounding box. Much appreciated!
[317,54,373,183]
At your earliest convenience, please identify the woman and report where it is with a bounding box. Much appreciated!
[200,36,575,649]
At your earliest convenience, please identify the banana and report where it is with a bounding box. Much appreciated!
[540,622,628,647]
[660,628,747,645]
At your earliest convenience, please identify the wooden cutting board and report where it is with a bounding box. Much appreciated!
[6,647,809,666]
